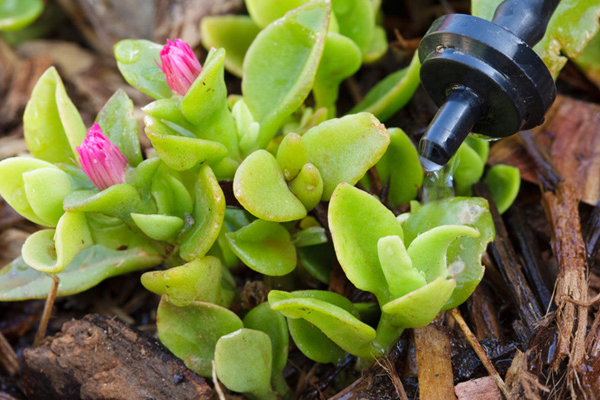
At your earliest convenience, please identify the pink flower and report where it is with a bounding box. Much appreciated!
[76,123,128,191]
[157,38,202,96]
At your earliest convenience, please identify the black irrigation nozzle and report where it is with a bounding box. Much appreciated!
[417,0,561,171]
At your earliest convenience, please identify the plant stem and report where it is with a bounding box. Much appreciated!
[33,274,59,346]
[370,312,404,359]
[272,373,291,399]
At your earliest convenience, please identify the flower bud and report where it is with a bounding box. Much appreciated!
[157,38,202,96]
[76,123,128,190]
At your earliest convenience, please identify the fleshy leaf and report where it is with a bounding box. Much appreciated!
[150,168,193,219]
[402,197,494,310]
[276,133,310,181]
[484,164,520,214]
[328,183,403,304]
[200,15,261,77]
[215,329,276,400]
[179,165,226,261]
[0,0,43,31]
[131,213,184,241]
[289,163,324,211]
[23,167,72,227]
[269,290,376,359]
[332,0,375,58]
[297,243,335,284]
[225,219,296,276]
[141,256,227,307]
[287,318,346,364]
[245,0,308,28]
[375,127,423,207]
[21,212,93,273]
[377,235,425,299]
[406,225,480,282]
[114,39,172,99]
[464,136,489,164]
[96,89,143,167]
[0,157,66,226]
[234,150,307,222]
[157,297,243,377]
[381,277,456,328]
[292,226,327,248]
[0,244,163,300]
[181,47,240,160]
[313,32,362,115]
[350,53,420,121]
[243,302,289,377]
[243,0,330,148]
[23,67,86,164]
[454,141,485,196]
[63,184,143,221]
[144,116,228,171]
[302,113,390,199]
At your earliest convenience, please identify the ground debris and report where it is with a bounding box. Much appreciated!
[21,314,211,400]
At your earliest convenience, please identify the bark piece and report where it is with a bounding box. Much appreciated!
[21,314,212,400]
[414,325,455,400]
[473,183,542,340]
[455,376,502,400]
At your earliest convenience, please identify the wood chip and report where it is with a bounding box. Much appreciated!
[414,325,455,400]
[455,376,502,400]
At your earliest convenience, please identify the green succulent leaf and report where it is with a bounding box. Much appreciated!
[375,127,423,207]
[276,133,311,181]
[350,53,420,121]
[114,39,172,99]
[243,302,289,377]
[381,277,456,328]
[179,164,226,261]
[313,32,362,115]
[181,47,240,160]
[464,136,489,164]
[157,297,243,377]
[402,197,494,310]
[226,219,297,276]
[287,318,346,364]
[233,150,307,222]
[130,213,183,241]
[245,0,309,28]
[293,226,328,248]
[0,157,69,226]
[0,0,43,31]
[332,0,375,58]
[243,0,330,148]
[141,256,228,307]
[297,243,335,284]
[454,141,485,196]
[302,113,390,199]
[215,329,276,400]
[144,116,228,172]
[573,31,600,89]
[200,15,261,77]
[63,184,143,221]
[96,89,143,167]
[289,163,324,211]
[0,244,163,300]
[269,290,376,359]
[21,212,93,274]
[484,164,520,214]
[406,225,480,282]
[23,67,86,164]
[150,168,193,219]
[328,183,403,304]
[377,235,425,299]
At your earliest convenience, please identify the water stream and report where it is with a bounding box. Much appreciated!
[421,159,455,204]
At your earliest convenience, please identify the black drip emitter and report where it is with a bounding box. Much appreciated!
[417,0,561,171]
